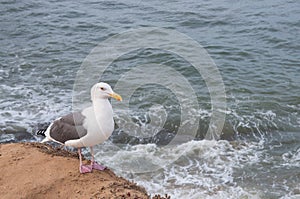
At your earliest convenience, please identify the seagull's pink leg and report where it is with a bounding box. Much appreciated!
[90,147,106,171]
[78,148,92,173]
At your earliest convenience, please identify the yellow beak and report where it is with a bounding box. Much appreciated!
[109,92,122,101]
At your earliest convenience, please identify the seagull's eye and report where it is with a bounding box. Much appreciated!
[100,87,105,91]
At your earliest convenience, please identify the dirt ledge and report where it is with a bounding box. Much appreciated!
[0,142,170,199]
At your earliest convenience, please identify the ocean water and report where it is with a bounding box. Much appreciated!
[1,0,299,198]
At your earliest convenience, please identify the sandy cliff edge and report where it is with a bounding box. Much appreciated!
[0,142,170,199]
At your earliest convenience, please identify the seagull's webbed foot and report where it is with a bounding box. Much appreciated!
[89,147,106,171]
[78,148,92,174]
[79,164,93,173]
[91,161,106,171]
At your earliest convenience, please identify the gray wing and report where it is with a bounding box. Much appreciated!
[49,112,87,144]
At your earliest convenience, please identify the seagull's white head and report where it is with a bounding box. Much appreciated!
[91,82,122,102]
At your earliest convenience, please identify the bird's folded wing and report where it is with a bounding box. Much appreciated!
[50,112,88,144]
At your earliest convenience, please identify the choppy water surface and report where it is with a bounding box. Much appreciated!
[1,0,299,198]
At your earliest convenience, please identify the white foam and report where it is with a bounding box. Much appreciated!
[0,83,72,134]
[94,140,265,198]
[282,148,300,168]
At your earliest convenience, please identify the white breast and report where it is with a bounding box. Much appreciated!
[80,100,114,147]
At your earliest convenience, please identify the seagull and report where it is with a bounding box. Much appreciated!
[37,82,122,173]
